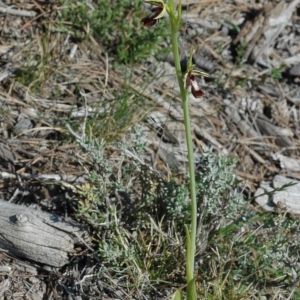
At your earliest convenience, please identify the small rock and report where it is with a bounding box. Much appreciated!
[289,63,300,76]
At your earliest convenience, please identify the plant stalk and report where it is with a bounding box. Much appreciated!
[168,0,197,286]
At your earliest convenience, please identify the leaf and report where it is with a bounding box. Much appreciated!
[224,19,240,33]
[171,289,183,300]
[185,225,192,281]
[186,277,197,300]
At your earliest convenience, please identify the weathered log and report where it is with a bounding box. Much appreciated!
[0,200,88,267]
[255,175,300,213]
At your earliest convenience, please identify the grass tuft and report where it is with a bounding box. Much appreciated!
[57,0,169,64]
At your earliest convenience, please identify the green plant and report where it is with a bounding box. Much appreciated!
[202,209,300,299]
[73,135,175,295]
[195,149,246,221]
[86,87,147,142]
[13,33,53,92]
[57,0,169,64]
[224,19,241,33]
[271,64,286,80]
[74,133,190,298]
[141,1,210,298]
[139,173,189,224]
[75,122,300,298]
[235,41,247,66]
[70,1,299,298]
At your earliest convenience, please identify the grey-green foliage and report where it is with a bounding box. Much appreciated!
[196,147,246,220]
[74,129,300,298]
[139,147,245,229]
[203,173,300,297]
[138,172,190,228]
[228,212,300,290]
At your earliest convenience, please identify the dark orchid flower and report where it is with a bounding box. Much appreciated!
[141,0,166,27]
[184,69,210,98]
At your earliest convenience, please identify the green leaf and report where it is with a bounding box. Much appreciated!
[171,289,183,300]
[186,277,197,300]
[224,19,240,32]
[185,225,193,281]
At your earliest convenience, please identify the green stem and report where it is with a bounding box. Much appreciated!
[168,2,197,285]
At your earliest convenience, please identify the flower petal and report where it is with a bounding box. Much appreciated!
[192,69,210,78]
[191,86,205,98]
[190,77,205,98]
[145,0,165,6]
[144,0,166,19]
[153,6,166,19]
[183,71,190,89]
[141,16,159,27]
[141,2,165,27]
